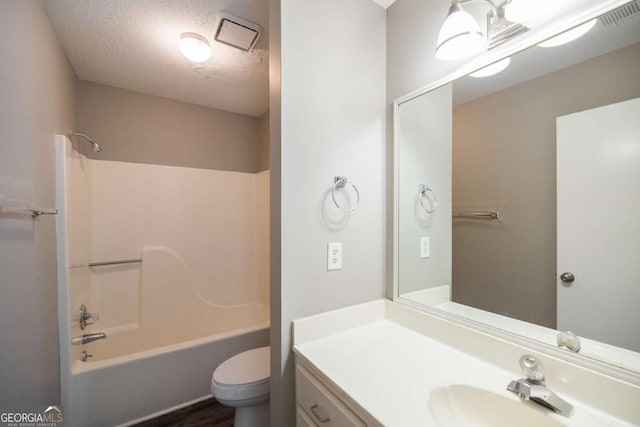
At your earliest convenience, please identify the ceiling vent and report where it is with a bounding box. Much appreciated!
[599,1,640,26]
[215,12,263,51]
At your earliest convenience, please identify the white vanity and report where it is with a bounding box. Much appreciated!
[293,300,640,426]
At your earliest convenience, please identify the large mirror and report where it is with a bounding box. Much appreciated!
[395,3,640,373]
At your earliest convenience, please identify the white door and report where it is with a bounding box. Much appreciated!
[557,97,640,352]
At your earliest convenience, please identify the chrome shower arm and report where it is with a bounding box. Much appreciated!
[68,131,102,152]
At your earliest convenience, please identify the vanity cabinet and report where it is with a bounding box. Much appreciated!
[295,359,381,427]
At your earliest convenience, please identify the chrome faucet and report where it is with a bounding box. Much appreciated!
[507,354,574,417]
[79,304,100,330]
[72,333,107,345]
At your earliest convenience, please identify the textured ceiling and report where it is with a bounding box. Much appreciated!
[43,0,269,117]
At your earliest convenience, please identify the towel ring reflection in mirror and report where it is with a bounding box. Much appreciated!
[418,184,438,214]
[331,176,360,213]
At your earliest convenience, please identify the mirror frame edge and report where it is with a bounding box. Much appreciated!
[390,0,640,386]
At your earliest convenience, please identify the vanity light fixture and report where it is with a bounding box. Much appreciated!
[469,57,511,77]
[436,0,529,61]
[178,32,212,63]
[503,0,554,24]
[537,19,597,48]
[435,2,488,61]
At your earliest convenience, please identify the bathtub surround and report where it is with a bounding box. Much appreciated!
[56,139,270,425]
[89,160,269,314]
[0,0,77,406]
[76,80,269,172]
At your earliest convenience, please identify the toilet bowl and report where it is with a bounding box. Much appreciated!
[211,346,270,427]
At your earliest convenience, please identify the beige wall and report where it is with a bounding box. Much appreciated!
[0,0,77,405]
[258,111,270,172]
[452,42,640,328]
[77,80,267,173]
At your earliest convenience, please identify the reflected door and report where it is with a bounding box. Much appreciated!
[557,97,640,352]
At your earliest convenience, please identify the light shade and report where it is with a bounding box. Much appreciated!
[178,32,212,63]
[436,4,487,61]
[469,57,511,78]
[537,19,597,48]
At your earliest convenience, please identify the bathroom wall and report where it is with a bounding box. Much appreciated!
[0,0,77,406]
[76,80,267,173]
[271,0,387,425]
[452,42,640,327]
[258,111,270,172]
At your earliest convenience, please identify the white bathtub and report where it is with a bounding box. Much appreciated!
[67,318,269,427]
[55,136,271,426]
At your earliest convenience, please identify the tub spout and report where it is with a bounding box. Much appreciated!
[72,333,107,345]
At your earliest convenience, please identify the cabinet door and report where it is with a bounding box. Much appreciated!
[297,406,318,427]
[296,365,366,426]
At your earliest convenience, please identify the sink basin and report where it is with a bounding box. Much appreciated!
[429,385,566,427]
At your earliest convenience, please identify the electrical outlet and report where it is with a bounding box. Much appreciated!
[327,242,342,270]
[420,236,430,259]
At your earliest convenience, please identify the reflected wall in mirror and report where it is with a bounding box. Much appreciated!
[396,4,640,373]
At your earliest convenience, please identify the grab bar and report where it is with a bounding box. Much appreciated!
[70,258,142,268]
[453,211,500,220]
[88,259,142,267]
[0,205,58,217]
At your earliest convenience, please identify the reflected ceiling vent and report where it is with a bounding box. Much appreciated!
[599,1,640,26]
[214,12,263,51]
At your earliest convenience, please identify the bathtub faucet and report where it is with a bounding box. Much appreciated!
[72,333,107,345]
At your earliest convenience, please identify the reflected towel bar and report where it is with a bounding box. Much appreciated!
[453,211,500,220]
[0,205,58,217]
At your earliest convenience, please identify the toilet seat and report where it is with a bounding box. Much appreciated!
[211,347,270,401]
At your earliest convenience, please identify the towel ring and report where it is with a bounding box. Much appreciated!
[418,184,437,214]
[331,176,360,213]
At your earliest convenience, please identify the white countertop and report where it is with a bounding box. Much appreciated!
[293,305,637,427]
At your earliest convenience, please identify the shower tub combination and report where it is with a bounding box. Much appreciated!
[55,136,270,426]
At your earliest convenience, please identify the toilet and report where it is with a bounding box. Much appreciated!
[211,346,270,427]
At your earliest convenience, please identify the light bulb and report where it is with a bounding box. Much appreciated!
[178,32,212,63]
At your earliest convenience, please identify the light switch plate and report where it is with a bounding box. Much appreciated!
[420,236,430,259]
[327,242,342,270]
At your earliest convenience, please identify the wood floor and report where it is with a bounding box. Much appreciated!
[132,398,235,427]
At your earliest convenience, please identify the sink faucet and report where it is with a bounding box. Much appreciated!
[507,354,574,417]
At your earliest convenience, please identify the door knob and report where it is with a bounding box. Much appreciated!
[560,272,575,283]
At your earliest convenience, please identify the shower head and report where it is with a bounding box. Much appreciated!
[69,131,102,152]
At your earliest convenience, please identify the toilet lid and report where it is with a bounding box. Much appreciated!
[213,346,270,386]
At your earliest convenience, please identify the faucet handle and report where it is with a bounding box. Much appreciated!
[519,354,545,383]
[79,304,100,330]
[557,331,581,353]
